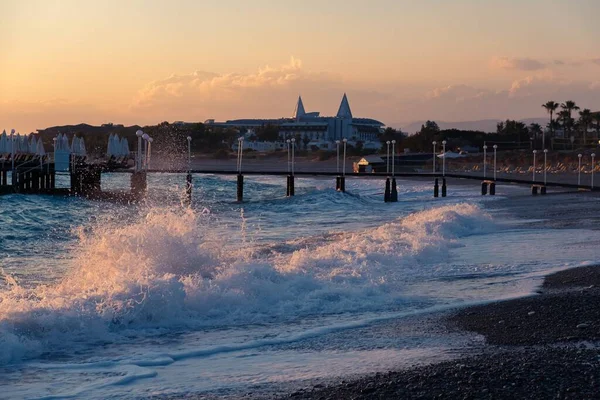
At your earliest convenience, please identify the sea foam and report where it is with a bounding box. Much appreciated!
[0,203,494,365]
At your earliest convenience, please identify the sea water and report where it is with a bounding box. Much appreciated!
[1,174,598,399]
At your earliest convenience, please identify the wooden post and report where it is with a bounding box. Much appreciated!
[287,175,295,196]
[237,174,244,202]
[384,177,390,202]
[390,178,398,202]
[531,185,538,195]
[185,173,192,203]
[131,171,147,200]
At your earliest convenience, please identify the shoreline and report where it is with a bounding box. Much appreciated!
[280,265,600,399]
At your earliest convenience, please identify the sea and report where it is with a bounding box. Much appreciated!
[1,173,599,399]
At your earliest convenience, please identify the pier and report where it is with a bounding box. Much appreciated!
[1,130,599,203]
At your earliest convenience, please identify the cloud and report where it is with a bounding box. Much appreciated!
[4,59,600,134]
[490,57,547,71]
[130,57,350,120]
[400,76,600,125]
[591,58,600,66]
[426,84,492,102]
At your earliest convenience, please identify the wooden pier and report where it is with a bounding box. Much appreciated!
[1,161,598,203]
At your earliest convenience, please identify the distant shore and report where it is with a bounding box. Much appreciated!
[279,265,600,399]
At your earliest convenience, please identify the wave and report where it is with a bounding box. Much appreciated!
[0,203,495,365]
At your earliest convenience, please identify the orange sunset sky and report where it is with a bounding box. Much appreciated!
[1,0,600,134]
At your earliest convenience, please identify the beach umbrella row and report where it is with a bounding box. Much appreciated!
[71,136,86,156]
[107,134,130,157]
[0,130,46,155]
[54,133,71,152]
[52,133,86,156]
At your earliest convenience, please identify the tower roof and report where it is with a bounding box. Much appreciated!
[293,96,306,120]
[336,93,353,119]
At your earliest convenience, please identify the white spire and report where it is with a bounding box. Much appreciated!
[336,93,353,119]
[293,95,306,120]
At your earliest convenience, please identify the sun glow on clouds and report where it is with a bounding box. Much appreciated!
[2,56,600,134]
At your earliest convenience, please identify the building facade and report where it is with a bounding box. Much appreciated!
[205,94,385,145]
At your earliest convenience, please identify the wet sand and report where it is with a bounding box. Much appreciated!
[277,266,600,400]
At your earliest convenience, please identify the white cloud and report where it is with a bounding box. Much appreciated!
[490,57,547,71]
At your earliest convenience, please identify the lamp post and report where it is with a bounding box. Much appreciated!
[493,145,498,181]
[136,130,143,171]
[483,145,488,179]
[10,129,15,184]
[543,149,548,185]
[343,138,347,176]
[442,140,447,177]
[238,137,244,173]
[542,128,546,151]
[578,153,582,186]
[146,137,153,171]
[592,153,596,189]
[186,136,192,172]
[386,140,391,175]
[391,140,396,177]
[286,139,291,173]
[336,140,341,174]
[533,150,537,182]
[291,138,296,176]
[432,141,437,174]
[142,133,150,170]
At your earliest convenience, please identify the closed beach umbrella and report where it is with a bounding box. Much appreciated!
[36,138,46,156]
[15,134,22,153]
[113,135,121,156]
[107,133,114,156]
[79,137,87,156]
[0,131,7,153]
[61,134,70,152]
[120,137,130,157]
[29,136,38,154]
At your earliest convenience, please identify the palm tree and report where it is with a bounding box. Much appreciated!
[529,123,542,149]
[542,101,559,149]
[560,100,580,138]
[556,110,570,147]
[578,108,592,147]
[593,112,600,144]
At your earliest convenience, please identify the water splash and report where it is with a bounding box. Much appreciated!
[0,203,494,365]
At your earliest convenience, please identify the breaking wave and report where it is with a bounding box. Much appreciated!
[0,203,494,365]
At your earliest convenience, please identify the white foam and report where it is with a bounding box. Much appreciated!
[0,203,495,365]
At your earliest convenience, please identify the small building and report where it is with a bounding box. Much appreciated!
[354,155,385,173]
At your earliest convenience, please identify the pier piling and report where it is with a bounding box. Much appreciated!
[185,173,192,204]
[336,176,345,192]
[384,178,391,202]
[237,174,244,202]
[489,182,496,196]
[434,178,439,197]
[131,171,147,200]
[531,185,538,195]
[287,175,295,197]
[390,178,398,202]
[441,178,447,197]
[481,181,488,195]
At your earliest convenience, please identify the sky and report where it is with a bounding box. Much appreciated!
[1,0,600,133]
